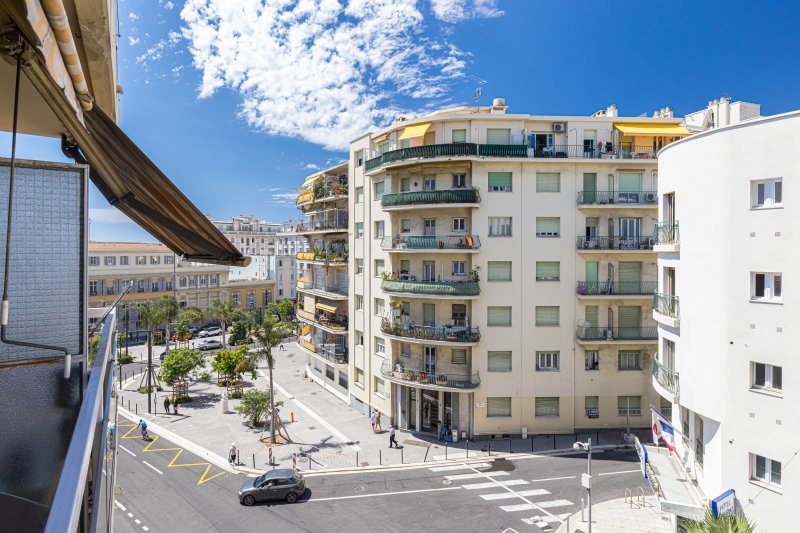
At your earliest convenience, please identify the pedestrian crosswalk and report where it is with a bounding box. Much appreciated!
[428,463,575,531]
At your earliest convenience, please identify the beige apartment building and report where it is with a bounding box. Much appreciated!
[349,100,688,438]
[294,163,350,401]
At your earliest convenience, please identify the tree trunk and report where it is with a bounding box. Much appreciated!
[147,329,152,414]
[268,351,275,444]
[164,319,171,355]
[221,321,227,346]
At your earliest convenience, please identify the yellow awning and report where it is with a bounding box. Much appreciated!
[297,188,313,204]
[614,123,691,136]
[398,122,431,140]
[316,303,337,313]
[295,174,322,192]
[301,325,310,335]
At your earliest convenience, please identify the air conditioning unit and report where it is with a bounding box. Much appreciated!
[645,193,657,202]
[582,241,590,249]
[553,122,566,133]
[605,329,613,341]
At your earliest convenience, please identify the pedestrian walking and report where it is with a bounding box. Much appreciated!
[370,411,377,433]
[440,424,448,442]
[437,420,443,441]
[389,426,398,448]
[229,443,237,465]
[173,401,178,415]
[374,411,383,432]
[163,397,171,414]
[279,343,285,351]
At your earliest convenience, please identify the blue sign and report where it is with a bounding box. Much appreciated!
[711,489,736,518]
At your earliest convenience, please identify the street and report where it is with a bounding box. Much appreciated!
[114,421,650,533]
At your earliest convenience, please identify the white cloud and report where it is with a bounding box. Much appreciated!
[128,12,140,21]
[128,36,140,46]
[303,163,320,170]
[430,0,503,23]
[161,0,176,9]
[89,208,132,224]
[180,0,500,150]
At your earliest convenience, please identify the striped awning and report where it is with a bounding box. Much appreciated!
[295,174,322,192]
[316,303,337,313]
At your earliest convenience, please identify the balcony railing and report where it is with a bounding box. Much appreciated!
[576,190,658,205]
[380,361,480,389]
[576,326,658,341]
[380,234,481,251]
[381,188,479,208]
[297,250,348,263]
[577,281,657,296]
[653,292,680,319]
[653,222,680,245]
[652,359,680,397]
[381,279,480,297]
[577,236,654,250]
[478,144,528,157]
[365,143,478,171]
[381,319,480,343]
[297,281,348,297]
[297,339,348,364]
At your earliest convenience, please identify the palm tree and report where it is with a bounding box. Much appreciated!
[249,306,291,444]
[136,301,167,414]
[208,298,243,346]
[156,295,180,355]
[680,509,756,533]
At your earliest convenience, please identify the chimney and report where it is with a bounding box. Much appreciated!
[606,104,618,118]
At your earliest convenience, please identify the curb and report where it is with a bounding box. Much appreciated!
[233,455,499,477]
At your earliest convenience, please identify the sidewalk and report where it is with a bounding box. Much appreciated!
[117,340,650,473]
[555,495,672,533]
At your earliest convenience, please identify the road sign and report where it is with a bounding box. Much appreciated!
[581,473,592,489]
[712,489,736,518]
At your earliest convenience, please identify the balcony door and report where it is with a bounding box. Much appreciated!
[423,261,436,282]
[585,217,598,239]
[618,306,641,338]
[424,219,436,236]
[619,218,641,240]
[423,304,436,327]
[618,262,641,294]
[583,173,596,203]
[424,347,436,374]
[663,339,675,372]
[585,305,599,337]
[619,172,642,203]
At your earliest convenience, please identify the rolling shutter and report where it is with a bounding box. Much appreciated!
[535,306,559,326]
[488,172,513,191]
[618,262,641,283]
[488,261,512,281]
[486,128,511,144]
[585,306,599,327]
[618,306,641,338]
[423,303,436,326]
[619,172,642,193]
[451,349,467,364]
[536,173,561,192]
[487,397,511,417]
[536,262,560,281]
[487,306,512,326]
[536,217,560,236]
[535,397,560,417]
[488,351,512,371]
[585,262,599,284]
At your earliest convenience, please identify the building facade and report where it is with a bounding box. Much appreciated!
[294,163,350,402]
[653,111,797,531]
[349,100,689,437]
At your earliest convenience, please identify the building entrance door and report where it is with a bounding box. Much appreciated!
[421,391,439,432]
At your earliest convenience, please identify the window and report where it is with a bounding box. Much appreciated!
[374,221,385,238]
[89,256,99,266]
[585,396,599,418]
[120,256,129,265]
[488,351,512,372]
[164,255,174,264]
[488,217,512,236]
[751,272,782,302]
[401,301,411,316]
[585,350,599,370]
[451,304,466,324]
[356,186,364,203]
[535,261,560,281]
[356,223,364,238]
[751,454,781,488]
[535,397,560,417]
[751,178,782,208]
[536,172,561,192]
[379,142,389,154]
[486,128,511,145]
[695,415,704,467]
[535,306,559,326]
[660,397,672,418]
[488,172,512,192]
[355,330,364,346]
[752,362,782,393]
[400,219,411,233]
[400,259,410,274]
[355,294,363,310]
[451,349,467,364]
[355,367,364,384]
[618,351,641,370]
[374,376,387,396]
[452,218,466,232]
[103,256,116,266]
[452,174,466,188]
[134,255,146,266]
[150,255,161,265]
[375,337,386,356]
[356,259,363,275]
[452,261,466,276]
[452,129,466,143]
[487,306,512,327]
[231,293,240,305]
[400,342,411,357]
[486,261,512,282]
[536,217,560,237]
[423,176,436,191]
[89,280,98,295]
[179,276,187,288]
[618,396,642,416]
[400,177,410,192]
[487,397,511,417]
[374,259,385,276]
[423,218,436,236]
[374,298,385,316]
[536,352,560,371]
[374,181,385,200]
[355,150,364,167]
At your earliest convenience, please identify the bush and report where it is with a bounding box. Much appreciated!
[118,352,134,364]
[234,389,283,427]
[197,371,211,382]
[136,385,162,393]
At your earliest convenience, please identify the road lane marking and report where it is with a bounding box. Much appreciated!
[481,489,550,501]
[432,452,468,460]
[500,500,572,512]
[521,514,570,525]
[142,527,149,532]
[445,472,510,481]
[140,434,225,485]
[598,469,640,476]
[114,501,127,512]
[307,486,462,502]
[530,475,576,483]
[462,479,529,490]
[119,445,137,457]
[134,519,141,524]
[142,461,163,475]
[429,463,490,472]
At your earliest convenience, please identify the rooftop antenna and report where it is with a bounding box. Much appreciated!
[474,79,486,106]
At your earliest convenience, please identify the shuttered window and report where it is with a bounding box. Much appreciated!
[487,306,512,326]
[451,349,467,364]
[535,306,559,326]
[488,351,512,372]
[618,395,642,416]
[585,261,599,284]
[585,306,598,327]
[535,261,560,281]
[618,350,641,370]
[486,128,511,144]
[452,129,467,143]
[488,172,512,192]
[536,172,561,192]
[585,396,599,418]
[374,181,385,200]
[423,303,436,326]
[487,397,511,417]
[536,217,560,237]
[618,172,642,193]
[488,261,512,281]
[535,397,560,417]
[618,306,641,329]
[618,262,642,283]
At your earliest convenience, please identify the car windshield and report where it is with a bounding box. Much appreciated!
[254,474,266,485]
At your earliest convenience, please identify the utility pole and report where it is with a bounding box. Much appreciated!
[574,437,593,533]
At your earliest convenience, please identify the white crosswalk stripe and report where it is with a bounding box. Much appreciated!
[521,514,570,525]
[499,500,572,513]
[462,479,529,490]
[428,463,490,472]
[445,471,510,481]
[480,489,550,501]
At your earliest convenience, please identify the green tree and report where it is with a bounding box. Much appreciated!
[159,348,205,386]
[208,298,244,346]
[249,308,292,443]
[174,319,191,340]
[234,389,283,427]
[155,295,180,356]
[276,298,295,323]
[228,320,248,345]
[88,335,100,366]
[680,510,755,533]
[136,301,168,413]
[210,345,252,383]
[178,305,204,326]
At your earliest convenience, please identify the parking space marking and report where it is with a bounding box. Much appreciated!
[598,469,640,476]
[119,445,137,457]
[445,472,510,481]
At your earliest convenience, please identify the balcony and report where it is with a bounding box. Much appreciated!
[297,183,348,206]
[653,222,680,252]
[365,143,478,171]
[381,278,480,298]
[296,339,348,365]
[380,361,480,391]
[296,250,348,265]
[652,359,680,402]
[295,209,348,234]
[381,188,479,210]
[576,326,658,343]
[576,190,658,206]
[297,308,347,332]
[577,281,657,296]
[380,234,481,252]
[653,292,680,327]
[296,280,348,300]
[576,236,654,251]
[380,319,480,345]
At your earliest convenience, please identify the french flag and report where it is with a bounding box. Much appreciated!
[652,409,677,453]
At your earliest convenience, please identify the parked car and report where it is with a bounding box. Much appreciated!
[197,339,223,351]
[238,469,306,506]
[198,327,222,338]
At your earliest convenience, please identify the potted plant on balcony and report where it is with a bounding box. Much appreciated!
[468,266,481,282]
[417,371,426,382]
[403,370,414,381]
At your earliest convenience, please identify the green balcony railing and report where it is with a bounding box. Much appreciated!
[652,359,679,396]
[381,279,480,296]
[365,143,478,171]
[477,144,527,157]
[653,292,680,319]
[381,188,479,208]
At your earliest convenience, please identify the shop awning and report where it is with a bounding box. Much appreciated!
[316,303,337,313]
[614,123,692,136]
[398,122,431,140]
[295,174,322,192]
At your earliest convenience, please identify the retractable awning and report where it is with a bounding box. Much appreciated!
[398,122,431,140]
[614,123,691,136]
[295,174,322,192]
[316,303,337,313]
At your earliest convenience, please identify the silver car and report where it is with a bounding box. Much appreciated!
[238,469,306,506]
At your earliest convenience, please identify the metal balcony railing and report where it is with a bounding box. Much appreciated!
[477,144,527,157]
[297,340,348,364]
[365,143,478,171]
[576,326,658,340]
[380,361,480,389]
[381,320,480,343]
[380,234,481,251]
[652,359,680,396]
[576,236,654,250]
[653,222,680,245]
[381,279,480,296]
[381,188,479,208]
[653,292,680,319]
[576,190,658,205]
[296,209,348,232]
[576,281,657,296]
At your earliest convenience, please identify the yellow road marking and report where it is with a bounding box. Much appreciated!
[141,435,226,486]
[121,423,143,439]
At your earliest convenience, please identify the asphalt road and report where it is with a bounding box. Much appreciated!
[114,421,650,533]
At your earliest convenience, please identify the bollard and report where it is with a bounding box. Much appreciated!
[531,436,534,452]
[596,430,600,445]
[128,400,130,410]
[445,441,448,460]
[488,439,491,457]
[553,435,557,449]
[401,448,404,464]
[291,411,295,423]
[356,451,359,467]
[581,496,585,522]
[466,440,469,458]
[269,448,273,466]
[252,454,255,469]
[292,453,297,469]
[379,450,382,465]
[135,403,138,415]
[237,450,240,465]
[309,454,312,471]
[509,438,512,454]
[423,447,430,462]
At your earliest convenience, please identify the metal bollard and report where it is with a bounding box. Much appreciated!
[488,439,491,457]
[135,403,138,415]
[581,497,585,522]
[401,448,404,464]
[531,436,534,452]
[509,438,512,454]
[309,454,312,470]
[379,450,382,465]
[237,450,240,465]
[445,441,447,460]
[553,435,557,449]
[466,440,469,458]
[252,454,255,469]
[356,451,359,467]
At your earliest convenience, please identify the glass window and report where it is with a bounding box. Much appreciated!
[536,217,560,237]
[585,350,599,370]
[452,218,466,232]
[751,178,783,208]
[752,362,782,392]
[355,150,364,167]
[585,396,599,418]
[374,376,387,395]
[423,176,436,191]
[488,172,512,192]
[452,129,467,143]
[356,223,364,238]
[374,298,385,316]
[488,217,512,236]
[487,306,512,327]
[355,367,364,384]
[536,172,561,192]
[104,256,116,266]
[400,342,411,357]
[164,255,174,264]
[617,396,642,416]
[355,294,363,310]
[401,219,412,233]
[374,221,385,238]
[535,261,560,281]
[535,397,560,417]
[374,181,385,200]
[487,261,512,281]
[374,259,384,276]
[356,186,364,203]
[356,258,363,275]
[375,337,385,355]
[355,330,364,346]
[120,256,129,265]
[452,261,466,276]
[150,255,161,264]
[452,174,466,188]
[488,351,512,372]
[535,306,559,326]
[401,177,410,191]
[618,351,641,370]
[751,272,782,302]
[536,352,560,371]
[486,397,511,417]
[136,255,146,265]
[89,256,100,266]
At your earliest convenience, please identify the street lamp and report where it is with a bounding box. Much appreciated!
[573,438,592,532]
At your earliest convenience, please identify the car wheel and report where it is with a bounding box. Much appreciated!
[242,495,256,506]
[286,492,298,503]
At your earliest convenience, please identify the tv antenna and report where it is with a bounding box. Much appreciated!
[474,79,486,105]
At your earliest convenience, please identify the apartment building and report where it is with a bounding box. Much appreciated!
[651,111,797,530]
[349,99,689,437]
[294,163,350,402]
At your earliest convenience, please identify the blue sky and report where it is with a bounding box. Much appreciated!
[3,0,799,243]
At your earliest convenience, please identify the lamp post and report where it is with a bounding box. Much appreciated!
[573,438,592,532]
